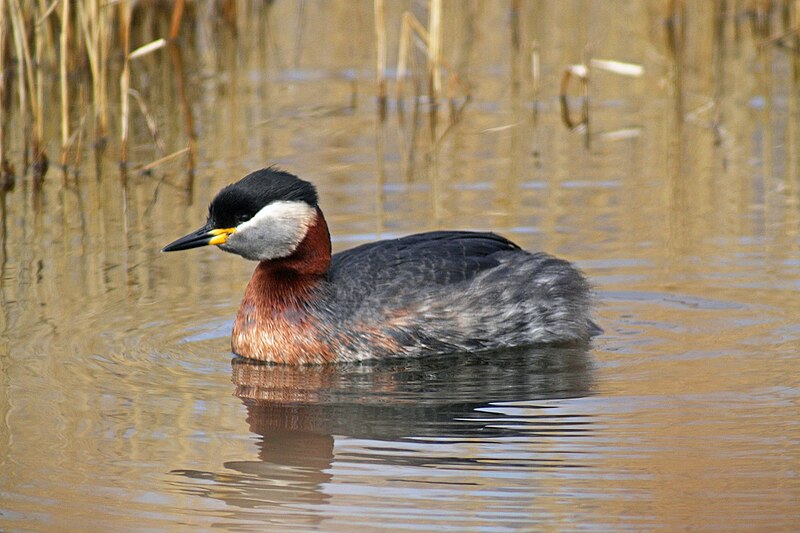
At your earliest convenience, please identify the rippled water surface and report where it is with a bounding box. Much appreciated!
[1,2,799,530]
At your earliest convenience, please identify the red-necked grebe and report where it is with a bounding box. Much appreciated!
[163,168,600,364]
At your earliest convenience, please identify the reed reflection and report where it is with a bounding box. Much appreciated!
[170,347,594,518]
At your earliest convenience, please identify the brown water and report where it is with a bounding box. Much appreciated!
[1,2,800,530]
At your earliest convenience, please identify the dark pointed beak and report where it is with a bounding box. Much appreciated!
[162,223,236,252]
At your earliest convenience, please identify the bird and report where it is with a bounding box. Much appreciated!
[163,168,600,364]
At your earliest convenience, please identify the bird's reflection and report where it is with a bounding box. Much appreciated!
[170,346,594,525]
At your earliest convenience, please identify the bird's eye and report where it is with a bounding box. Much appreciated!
[237,214,251,224]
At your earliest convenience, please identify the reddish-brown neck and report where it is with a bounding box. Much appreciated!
[242,207,331,306]
[263,206,331,278]
[233,208,336,363]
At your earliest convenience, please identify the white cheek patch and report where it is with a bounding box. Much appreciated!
[225,200,317,261]
[237,200,316,234]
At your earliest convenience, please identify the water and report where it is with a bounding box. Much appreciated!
[1,2,799,530]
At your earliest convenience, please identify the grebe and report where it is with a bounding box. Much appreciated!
[163,168,600,364]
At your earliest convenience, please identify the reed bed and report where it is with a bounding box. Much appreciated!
[0,0,797,186]
[0,0,195,184]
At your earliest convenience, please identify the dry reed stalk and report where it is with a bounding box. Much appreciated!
[9,0,35,166]
[559,56,643,137]
[36,0,59,24]
[531,41,540,97]
[169,43,196,187]
[396,7,468,112]
[396,12,429,102]
[98,1,109,139]
[34,1,46,174]
[35,0,56,64]
[396,12,411,102]
[128,88,166,155]
[223,0,238,29]
[794,0,800,78]
[590,58,644,77]
[665,0,686,60]
[170,0,185,40]
[72,112,87,171]
[120,0,131,168]
[129,38,166,60]
[374,0,387,111]
[559,64,589,130]
[759,22,800,46]
[0,0,6,174]
[427,0,442,98]
[78,0,109,139]
[139,148,189,173]
[77,0,99,135]
[60,0,69,167]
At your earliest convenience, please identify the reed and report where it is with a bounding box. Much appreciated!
[427,0,442,98]
[393,1,470,118]
[77,0,114,141]
[33,0,45,177]
[0,0,193,179]
[170,0,186,40]
[8,0,32,167]
[374,0,387,112]
[0,0,6,179]
[119,0,131,169]
[0,0,796,184]
[60,0,69,168]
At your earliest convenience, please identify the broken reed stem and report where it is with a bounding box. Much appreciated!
[374,0,387,111]
[37,0,59,25]
[397,11,430,103]
[139,148,189,172]
[559,64,589,129]
[60,0,69,166]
